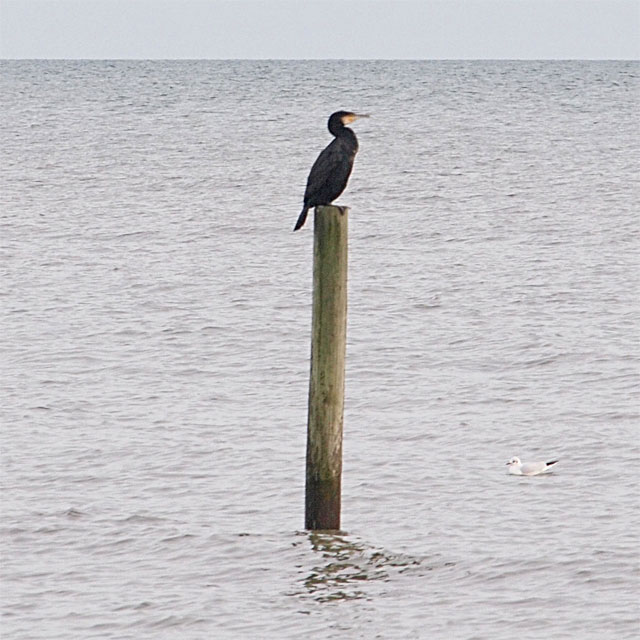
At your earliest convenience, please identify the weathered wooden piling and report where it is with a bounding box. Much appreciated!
[305,204,348,531]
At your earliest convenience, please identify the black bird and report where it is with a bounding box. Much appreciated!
[293,110,369,231]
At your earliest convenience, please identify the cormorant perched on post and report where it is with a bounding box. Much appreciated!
[293,111,369,231]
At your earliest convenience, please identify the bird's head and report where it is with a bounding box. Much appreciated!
[506,457,521,466]
[328,111,370,132]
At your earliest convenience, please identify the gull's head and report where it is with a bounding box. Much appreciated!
[506,456,521,467]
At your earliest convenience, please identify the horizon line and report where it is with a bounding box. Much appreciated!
[2,57,639,62]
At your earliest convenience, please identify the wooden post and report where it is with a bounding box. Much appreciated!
[305,205,348,531]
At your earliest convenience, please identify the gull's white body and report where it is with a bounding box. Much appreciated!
[506,456,558,476]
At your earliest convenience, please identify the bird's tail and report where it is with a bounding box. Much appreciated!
[546,460,559,467]
[293,206,310,231]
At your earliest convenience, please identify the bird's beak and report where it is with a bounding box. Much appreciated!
[505,462,510,465]
[344,113,370,124]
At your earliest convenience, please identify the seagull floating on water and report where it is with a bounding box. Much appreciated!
[506,456,558,476]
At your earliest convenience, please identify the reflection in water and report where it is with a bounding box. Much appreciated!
[291,531,437,603]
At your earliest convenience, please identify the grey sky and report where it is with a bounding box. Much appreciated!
[1,0,638,59]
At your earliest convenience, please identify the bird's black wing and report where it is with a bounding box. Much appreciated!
[304,137,355,206]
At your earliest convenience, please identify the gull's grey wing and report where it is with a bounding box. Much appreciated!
[520,461,549,475]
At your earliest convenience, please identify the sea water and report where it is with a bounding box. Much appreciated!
[1,60,638,639]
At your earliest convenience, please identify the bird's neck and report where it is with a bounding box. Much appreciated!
[329,123,349,137]
[337,127,358,151]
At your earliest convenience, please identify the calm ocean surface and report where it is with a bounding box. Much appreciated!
[1,60,639,639]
